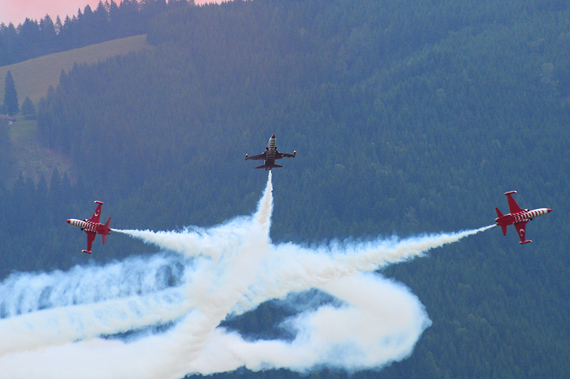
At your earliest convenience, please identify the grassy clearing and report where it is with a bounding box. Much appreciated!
[0,34,151,105]
[1,35,151,185]
[7,114,74,186]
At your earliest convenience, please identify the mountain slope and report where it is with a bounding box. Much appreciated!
[0,34,151,186]
[0,34,150,104]
[3,0,570,378]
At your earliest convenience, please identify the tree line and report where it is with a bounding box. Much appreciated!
[0,0,193,67]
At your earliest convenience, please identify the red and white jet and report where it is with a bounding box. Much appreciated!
[495,191,552,244]
[67,201,111,254]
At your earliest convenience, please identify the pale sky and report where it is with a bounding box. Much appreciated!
[0,0,220,26]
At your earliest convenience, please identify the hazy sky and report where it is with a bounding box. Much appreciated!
[0,0,220,26]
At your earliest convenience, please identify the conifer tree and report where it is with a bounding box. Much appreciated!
[3,71,19,115]
[0,116,11,175]
[21,96,36,118]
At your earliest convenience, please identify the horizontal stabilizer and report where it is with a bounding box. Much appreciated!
[273,164,283,168]
[255,165,266,169]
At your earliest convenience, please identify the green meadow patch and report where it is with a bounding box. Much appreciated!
[1,34,151,185]
[0,34,151,106]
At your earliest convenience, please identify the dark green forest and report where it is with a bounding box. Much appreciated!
[2,0,570,377]
[0,0,191,66]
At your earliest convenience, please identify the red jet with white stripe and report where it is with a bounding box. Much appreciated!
[495,191,552,244]
[67,201,111,254]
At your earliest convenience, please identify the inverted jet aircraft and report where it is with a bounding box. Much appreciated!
[245,134,296,170]
[67,201,112,254]
[495,191,551,244]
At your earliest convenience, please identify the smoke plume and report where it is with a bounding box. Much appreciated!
[0,172,493,378]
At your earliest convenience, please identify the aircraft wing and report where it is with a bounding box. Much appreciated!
[88,202,103,223]
[275,150,296,159]
[245,152,266,161]
[514,221,530,244]
[506,193,523,214]
[85,231,96,253]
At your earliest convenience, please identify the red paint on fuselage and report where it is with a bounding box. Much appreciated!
[495,208,551,227]
[495,191,551,244]
[66,219,111,235]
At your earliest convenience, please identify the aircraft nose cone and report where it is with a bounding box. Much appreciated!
[547,208,553,213]
[271,134,276,138]
[66,219,71,224]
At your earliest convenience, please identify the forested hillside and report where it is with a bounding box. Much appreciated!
[2,0,570,377]
[0,34,150,104]
[0,0,191,66]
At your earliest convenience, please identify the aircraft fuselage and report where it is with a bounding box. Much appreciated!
[495,208,550,226]
[67,218,111,236]
[263,136,278,169]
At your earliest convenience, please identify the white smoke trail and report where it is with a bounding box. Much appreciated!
[0,174,276,379]
[0,172,494,378]
[114,171,274,259]
[0,254,194,357]
[0,254,184,317]
[179,273,431,375]
[237,225,495,310]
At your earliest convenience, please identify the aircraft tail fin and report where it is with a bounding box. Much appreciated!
[103,217,111,245]
[495,208,508,236]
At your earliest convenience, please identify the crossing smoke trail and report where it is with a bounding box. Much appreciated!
[0,171,494,378]
[0,254,193,357]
